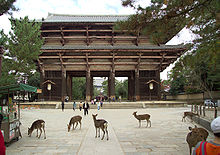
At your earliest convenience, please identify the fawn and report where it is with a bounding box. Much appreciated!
[133,111,151,128]
[186,125,209,155]
[182,111,199,122]
[28,119,46,139]
[67,115,82,132]
[92,114,109,140]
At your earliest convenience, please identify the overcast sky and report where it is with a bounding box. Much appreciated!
[0,0,194,80]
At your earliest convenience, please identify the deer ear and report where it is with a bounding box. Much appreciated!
[189,127,192,131]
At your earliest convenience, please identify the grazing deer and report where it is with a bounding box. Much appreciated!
[28,119,46,139]
[182,112,199,122]
[92,114,109,140]
[133,111,151,128]
[67,115,82,132]
[186,125,209,155]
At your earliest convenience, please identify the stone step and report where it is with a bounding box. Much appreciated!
[20,101,186,109]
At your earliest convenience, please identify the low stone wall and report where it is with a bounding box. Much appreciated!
[166,91,220,104]
[20,101,187,109]
[192,116,212,132]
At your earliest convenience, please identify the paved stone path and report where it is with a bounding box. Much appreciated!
[6,107,214,155]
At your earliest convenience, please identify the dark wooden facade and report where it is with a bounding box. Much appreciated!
[38,13,185,101]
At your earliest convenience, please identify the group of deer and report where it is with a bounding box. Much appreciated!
[27,113,109,140]
[68,114,109,140]
[182,111,209,155]
[27,111,150,141]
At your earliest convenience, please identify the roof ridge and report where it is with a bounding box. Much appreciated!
[47,13,130,17]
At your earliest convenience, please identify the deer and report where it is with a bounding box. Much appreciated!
[182,111,199,122]
[67,115,82,132]
[186,125,209,155]
[92,114,109,140]
[133,111,151,128]
[28,119,46,139]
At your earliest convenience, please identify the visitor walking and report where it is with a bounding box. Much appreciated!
[97,101,100,110]
[100,100,103,107]
[79,102,82,111]
[73,101,76,111]
[94,98,96,105]
[83,101,90,116]
[61,98,64,111]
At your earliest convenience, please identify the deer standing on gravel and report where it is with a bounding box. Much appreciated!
[28,119,46,139]
[133,111,151,128]
[92,114,109,140]
[186,125,209,155]
[182,111,199,122]
[67,115,82,132]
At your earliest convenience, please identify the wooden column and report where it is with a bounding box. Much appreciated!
[135,69,140,101]
[38,59,45,100]
[59,53,66,100]
[156,70,161,100]
[86,67,91,101]
[128,72,135,101]
[128,76,131,100]
[110,52,116,100]
[108,77,111,99]
[67,74,72,101]
[110,70,115,100]
[86,53,91,101]
[131,71,135,101]
[39,69,44,100]
[135,53,141,101]
[90,76,93,99]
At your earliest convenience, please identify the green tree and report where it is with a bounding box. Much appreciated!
[102,78,128,99]
[120,0,220,97]
[72,77,86,100]
[0,58,16,86]
[115,79,128,99]
[4,16,43,78]
[0,0,17,16]
[28,71,40,88]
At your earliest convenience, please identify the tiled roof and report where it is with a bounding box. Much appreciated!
[41,45,185,50]
[41,13,129,23]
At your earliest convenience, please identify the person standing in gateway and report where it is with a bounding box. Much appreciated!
[83,101,90,116]
[61,97,64,111]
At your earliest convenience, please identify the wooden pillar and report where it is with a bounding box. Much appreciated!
[61,68,66,100]
[135,69,140,101]
[110,51,116,100]
[39,69,45,100]
[110,70,115,100]
[128,76,131,100]
[156,70,161,100]
[128,73,135,101]
[86,67,91,101]
[90,76,93,99]
[108,77,111,99]
[67,74,72,101]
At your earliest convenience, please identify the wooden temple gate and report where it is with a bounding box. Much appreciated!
[37,14,185,101]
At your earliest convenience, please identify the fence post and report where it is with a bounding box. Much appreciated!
[203,106,205,117]
[194,105,197,113]
[214,107,217,118]
[199,105,202,115]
